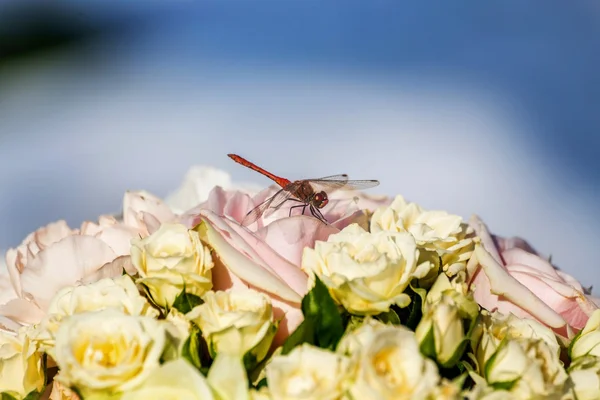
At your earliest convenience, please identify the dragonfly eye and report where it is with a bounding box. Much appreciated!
[313,192,329,208]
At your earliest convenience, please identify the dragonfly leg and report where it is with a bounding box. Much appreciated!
[310,205,328,224]
[289,203,308,217]
[273,197,303,210]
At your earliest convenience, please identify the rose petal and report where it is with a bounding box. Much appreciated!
[472,245,567,330]
[123,191,175,233]
[469,215,504,266]
[20,236,118,310]
[255,216,339,266]
[0,298,46,326]
[197,210,303,303]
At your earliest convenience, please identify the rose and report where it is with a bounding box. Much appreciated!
[337,319,440,399]
[265,343,350,400]
[467,215,599,339]
[179,184,382,346]
[164,165,262,214]
[0,191,173,330]
[186,288,277,363]
[31,275,158,353]
[568,356,600,400]
[371,195,475,276]
[570,310,600,360]
[301,223,435,314]
[53,309,166,396]
[122,190,176,237]
[0,328,45,399]
[131,223,214,308]
[120,359,215,400]
[415,292,478,367]
[470,311,568,398]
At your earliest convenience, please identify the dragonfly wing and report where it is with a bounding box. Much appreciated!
[241,184,301,226]
[308,174,380,192]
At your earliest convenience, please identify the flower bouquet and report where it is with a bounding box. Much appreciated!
[1,156,599,400]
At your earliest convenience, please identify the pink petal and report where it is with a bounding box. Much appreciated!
[502,248,557,276]
[471,246,567,330]
[81,256,133,284]
[33,220,74,249]
[255,216,339,266]
[94,226,137,256]
[20,236,117,311]
[123,190,175,232]
[5,248,22,297]
[494,235,539,255]
[469,215,504,266]
[0,298,45,326]
[197,210,304,303]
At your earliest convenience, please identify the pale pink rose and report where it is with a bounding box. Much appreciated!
[180,185,383,345]
[122,190,176,236]
[467,215,599,339]
[0,191,174,331]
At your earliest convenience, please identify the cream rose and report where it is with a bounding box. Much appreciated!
[186,288,276,362]
[370,195,474,275]
[337,319,440,399]
[570,309,600,360]
[265,343,350,400]
[568,356,600,400]
[53,309,166,396]
[415,290,478,368]
[0,328,45,399]
[131,223,214,308]
[301,223,434,315]
[121,359,216,400]
[471,311,568,398]
[33,275,158,353]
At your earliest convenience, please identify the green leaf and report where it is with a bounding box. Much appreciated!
[395,286,424,330]
[281,277,345,354]
[255,377,268,390]
[375,309,402,325]
[182,332,202,371]
[23,392,41,400]
[181,325,212,373]
[281,318,315,355]
[2,393,19,400]
[172,290,203,314]
[419,325,436,359]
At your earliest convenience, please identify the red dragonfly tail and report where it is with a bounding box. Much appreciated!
[228,154,291,188]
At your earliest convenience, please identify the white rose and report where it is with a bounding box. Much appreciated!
[568,356,600,400]
[472,311,562,371]
[301,223,434,315]
[158,308,193,362]
[32,275,158,353]
[415,291,478,368]
[570,309,600,361]
[337,319,440,399]
[265,343,350,400]
[131,223,214,308]
[53,309,166,396]
[186,289,276,362]
[370,195,474,275]
[0,328,45,399]
[121,358,215,400]
[471,311,568,398]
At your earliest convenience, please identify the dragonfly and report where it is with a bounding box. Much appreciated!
[228,154,380,226]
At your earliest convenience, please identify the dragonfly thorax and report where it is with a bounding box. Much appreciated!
[312,191,329,208]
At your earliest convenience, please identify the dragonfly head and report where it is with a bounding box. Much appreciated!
[312,191,329,208]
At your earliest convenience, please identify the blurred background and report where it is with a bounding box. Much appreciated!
[1,1,598,287]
